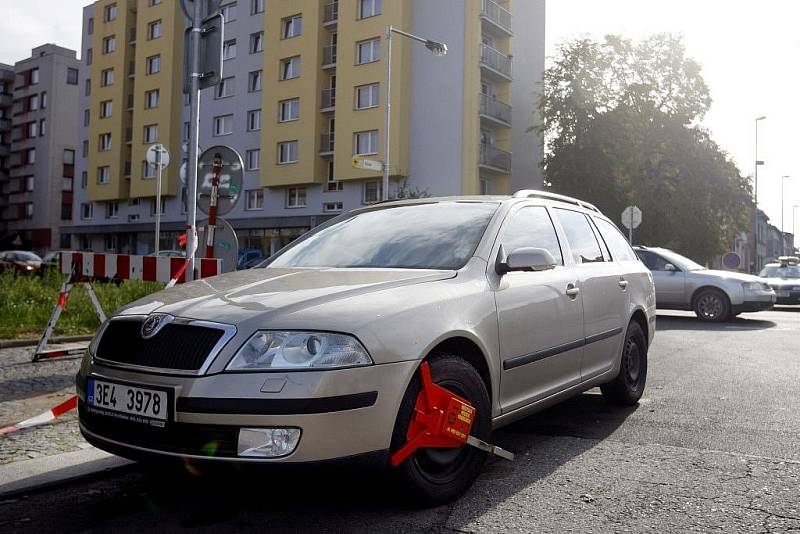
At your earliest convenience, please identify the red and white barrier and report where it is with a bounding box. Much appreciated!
[0,395,77,435]
[60,252,222,284]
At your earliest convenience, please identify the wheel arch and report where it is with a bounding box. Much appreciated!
[628,308,650,348]
[690,285,732,309]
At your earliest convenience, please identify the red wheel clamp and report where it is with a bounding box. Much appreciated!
[390,362,514,467]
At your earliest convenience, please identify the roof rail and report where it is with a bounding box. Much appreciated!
[512,189,600,213]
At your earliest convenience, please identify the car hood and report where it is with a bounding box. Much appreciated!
[764,277,800,288]
[689,269,766,283]
[119,267,457,323]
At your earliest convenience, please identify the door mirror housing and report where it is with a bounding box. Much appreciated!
[496,246,558,275]
[664,263,677,272]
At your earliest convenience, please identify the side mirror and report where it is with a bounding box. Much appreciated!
[664,263,677,272]
[496,246,557,275]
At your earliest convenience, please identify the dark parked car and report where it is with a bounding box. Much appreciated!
[0,250,44,274]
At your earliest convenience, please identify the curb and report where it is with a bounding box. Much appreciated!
[0,335,93,349]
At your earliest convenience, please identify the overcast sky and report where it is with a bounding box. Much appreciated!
[2,0,798,236]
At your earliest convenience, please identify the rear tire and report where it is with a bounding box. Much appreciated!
[601,322,648,406]
[693,288,730,322]
[390,354,491,505]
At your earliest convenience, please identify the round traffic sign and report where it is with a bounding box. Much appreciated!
[721,252,741,270]
[145,144,170,168]
[621,205,642,230]
[196,145,243,217]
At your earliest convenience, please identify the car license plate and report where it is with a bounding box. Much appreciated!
[86,377,169,426]
[778,290,790,297]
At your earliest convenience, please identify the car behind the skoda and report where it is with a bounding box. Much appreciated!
[78,192,655,504]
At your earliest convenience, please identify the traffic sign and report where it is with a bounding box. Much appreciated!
[621,205,642,230]
[196,146,243,217]
[352,156,384,172]
[721,252,741,270]
[182,12,224,93]
[145,144,170,168]
[180,0,221,21]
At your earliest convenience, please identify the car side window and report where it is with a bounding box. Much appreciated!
[553,208,604,264]
[636,250,672,271]
[501,206,564,266]
[594,218,639,261]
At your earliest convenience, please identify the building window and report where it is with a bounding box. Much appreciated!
[286,187,306,208]
[142,160,157,178]
[81,203,93,220]
[150,197,166,215]
[64,149,75,165]
[82,111,89,129]
[105,235,117,251]
[97,166,110,184]
[82,140,89,158]
[100,68,114,86]
[81,171,88,188]
[39,118,46,136]
[86,48,93,65]
[26,148,36,164]
[355,83,379,109]
[148,20,162,40]
[277,141,298,164]
[61,205,72,222]
[363,181,381,204]
[100,99,113,118]
[251,0,264,14]
[67,68,79,85]
[216,76,235,98]
[143,124,159,143]
[281,15,302,39]
[105,201,119,219]
[99,132,112,151]
[278,98,299,122]
[25,176,35,192]
[145,89,159,108]
[323,201,343,213]
[247,109,261,131]
[149,0,162,5]
[26,122,38,138]
[88,17,94,35]
[223,39,237,60]
[250,31,264,53]
[246,189,264,210]
[354,130,379,155]
[29,94,39,111]
[326,160,343,191]
[279,57,300,80]
[220,2,237,21]
[356,38,380,64]
[146,55,160,74]
[104,3,117,21]
[249,69,262,91]
[85,78,91,96]
[41,92,48,109]
[102,35,116,54]
[213,114,234,136]
[359,0,381,19]
[24,203,34,219]
[246,149,260,170]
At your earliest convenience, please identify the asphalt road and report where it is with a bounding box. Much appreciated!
[1,308,799,533]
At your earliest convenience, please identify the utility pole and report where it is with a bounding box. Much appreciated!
[781,175,790,255]
[752,116,766,273]
[185,0,203,281]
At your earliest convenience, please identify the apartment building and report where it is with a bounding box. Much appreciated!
[66,0,545,257]
[0,46,80,252]
[0,64,13,239]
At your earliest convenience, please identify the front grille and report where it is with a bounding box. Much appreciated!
[80,402,238,457]
[95,318,225,371]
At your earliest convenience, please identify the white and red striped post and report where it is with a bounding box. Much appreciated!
[205,153,223,259]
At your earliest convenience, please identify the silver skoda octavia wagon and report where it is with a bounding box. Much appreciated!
[78,190,656,504]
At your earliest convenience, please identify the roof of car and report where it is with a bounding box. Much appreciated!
[372,190,602,213]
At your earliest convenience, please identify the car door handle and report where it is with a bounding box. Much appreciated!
[618,279,629,289]
[566,284,580,297]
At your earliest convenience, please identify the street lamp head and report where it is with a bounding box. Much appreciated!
[425,40,448,56]
[755,115,767,121]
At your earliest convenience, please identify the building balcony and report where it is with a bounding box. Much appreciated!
[479,93,511,127]
[0,118,11,132]
[480,43,512,81]
[480,0,512,36]
[323,1,338,27]
[0,144,8,157]
[479,143,511,174]
[0,94,12,107]
[321,88,336,111]
[322,46,337,69]
[320,133,335,155]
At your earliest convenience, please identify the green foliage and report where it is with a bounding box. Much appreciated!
[0,269,163,340]
[539,34,752,262]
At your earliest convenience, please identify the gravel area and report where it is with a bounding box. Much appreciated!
[0,345,87,465]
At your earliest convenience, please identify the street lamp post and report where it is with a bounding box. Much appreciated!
[793,205,799,254]
[752,116,766,273]
[781,175,791,255]
[383,26,447,201]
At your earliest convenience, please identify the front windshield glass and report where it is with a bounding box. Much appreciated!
[760,265,800,278]
[656,249,706,271]
[266,202,499,270]
[14,251,42,262]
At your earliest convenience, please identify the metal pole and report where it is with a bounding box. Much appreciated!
[155,148,162,256]
[780,176,789,255]
[752,119,761,273]
[629,211,633,245]
[382,25,393,202]
[185,0,203,280]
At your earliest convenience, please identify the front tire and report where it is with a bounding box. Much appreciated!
[693,288,730,322]
[601,322,648,406]
[390,354,491,505]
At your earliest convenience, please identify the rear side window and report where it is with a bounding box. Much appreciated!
[636,250,672,271]
[594,218,639,261]
[501,206,564,266]
[553,208,604,264]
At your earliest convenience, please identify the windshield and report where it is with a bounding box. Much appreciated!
[265,202,499,270]
[654,248,706,271]
[760,265,800,278]
[14,251,42,262]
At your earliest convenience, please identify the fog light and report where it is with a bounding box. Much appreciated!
[237,427,301,458]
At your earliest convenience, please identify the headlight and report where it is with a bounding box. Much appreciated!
[742,282,769,292]
[226,331,373,371]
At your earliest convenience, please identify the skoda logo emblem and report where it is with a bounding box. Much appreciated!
[141,313,173,339]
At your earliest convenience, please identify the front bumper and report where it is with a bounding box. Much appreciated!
[771,288,800,305]
[732,298,775,313]
[77,359,418,463]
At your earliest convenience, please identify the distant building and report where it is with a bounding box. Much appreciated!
[719,209,795,274]
[0,45,80,253]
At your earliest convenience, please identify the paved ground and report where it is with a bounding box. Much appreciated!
[1,308,799,532]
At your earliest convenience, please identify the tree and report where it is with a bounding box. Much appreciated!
[538,34,752,262]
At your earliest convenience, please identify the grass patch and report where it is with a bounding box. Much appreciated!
[0,270,164,340]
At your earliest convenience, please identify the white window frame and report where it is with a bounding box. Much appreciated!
[102,35,116,54]
[146,55,161,74]
[143,124,159,143]
[279,57,300,80]
[97,166,110,185]
[213,114,234,136]
[323,201,343,213]
[251,0,264,14]
[99,132,112,151]
[245,189,264,210]
[223,39,237,60]
[359,0,381,19]
[354,130,379,156]
[246,149,260,170]
[104,3,117,21]
[81,203,94,220]
[101,68,114,86]
[277,141,299,165]
[250,31,264,53]
[355,83,379,109]
[143,160,157,179]
[216,76,235,98]
[357,38,381,65]
[148,20,162,40]
[105,201,119,219]
[145,89,159,108]
[278,98,299,122]
[282,15,302,39]
[363,180,382,204]
[220,2,237,22]
[247,109,261,131]
[286,187,307,208]
[150,197,166,216]
[249,69,263,91]
[100,99,113,118]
